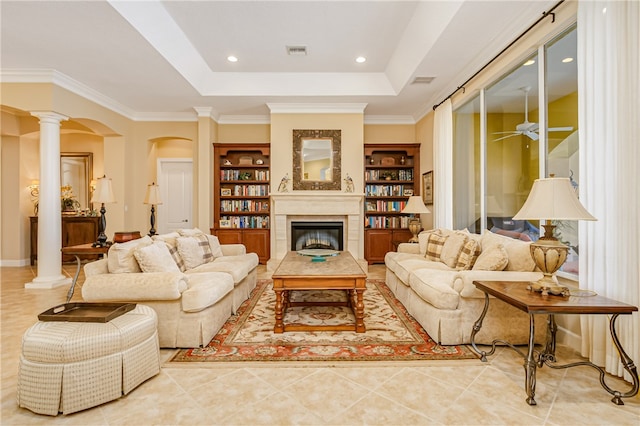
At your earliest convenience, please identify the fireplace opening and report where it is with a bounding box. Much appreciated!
[291,221,344,251]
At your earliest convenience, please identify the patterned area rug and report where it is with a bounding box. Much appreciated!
[170,279,476,362]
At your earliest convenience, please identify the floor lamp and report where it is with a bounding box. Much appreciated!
[512,177,596,296]
[143,182,162,236]
[91,175,116,247]
[401,196,431,243]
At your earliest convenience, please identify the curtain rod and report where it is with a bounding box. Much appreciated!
[432,0,565,111]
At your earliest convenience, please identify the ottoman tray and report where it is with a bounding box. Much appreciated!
[38,303,136,323]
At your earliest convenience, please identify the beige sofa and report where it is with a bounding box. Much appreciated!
[385,229,546,345]
[82,230,259,348]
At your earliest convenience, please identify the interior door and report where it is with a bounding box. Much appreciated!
[157,159,193,233]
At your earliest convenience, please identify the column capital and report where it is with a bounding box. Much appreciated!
[193,107,217,120]
[30,111,69,124]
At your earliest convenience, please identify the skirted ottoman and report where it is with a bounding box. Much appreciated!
[17,304,160,416]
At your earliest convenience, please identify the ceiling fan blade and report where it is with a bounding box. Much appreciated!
[492,131,521,135]
[493,133,521,142]
[548,126,574,132]
[524,131,539,140]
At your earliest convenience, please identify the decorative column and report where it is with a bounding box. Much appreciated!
[26,111,70,289]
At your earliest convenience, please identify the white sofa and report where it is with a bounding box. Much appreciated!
[385,228,546,345]
[82,230,259,348]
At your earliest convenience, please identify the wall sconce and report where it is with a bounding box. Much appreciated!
[143,182,163,236]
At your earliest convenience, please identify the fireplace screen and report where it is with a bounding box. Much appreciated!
[291,222,344,251]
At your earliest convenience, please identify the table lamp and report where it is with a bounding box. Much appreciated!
[91,175,116,247]
[401,196,431,243]
[512,177,596,296]
[143,182,162,236]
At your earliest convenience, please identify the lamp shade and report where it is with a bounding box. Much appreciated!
[91,175,117,204]
[401,196,431,214]
[143,182,162,205]
[512,177,596,221]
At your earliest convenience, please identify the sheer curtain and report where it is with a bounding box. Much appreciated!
[433,99,453,229]
[578,1,639,379]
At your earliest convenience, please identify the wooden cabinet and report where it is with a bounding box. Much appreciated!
[212,143,270,264]
[364,143,420,264]
[30,216,100,264]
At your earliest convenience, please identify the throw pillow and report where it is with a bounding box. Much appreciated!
[153,232,185,272]
[482,231,535,272]
[425,232,448,261]
[178,228,205,237]
[107,235,152,273]
[177,234,213,270]
[418,229,437,256]
[133,241,180,273]
[456,238,482,270]
[472,244,509,271]
[206,234,224,258]
[440,232,468,268]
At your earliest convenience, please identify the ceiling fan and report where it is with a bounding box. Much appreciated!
[493,86,574,141]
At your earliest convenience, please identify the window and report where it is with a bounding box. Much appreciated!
[453,25,578,278]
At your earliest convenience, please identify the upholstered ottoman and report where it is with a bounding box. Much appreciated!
[17,304,160,416]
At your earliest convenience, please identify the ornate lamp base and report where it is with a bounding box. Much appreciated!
[528,236,570,297]
[408,218,421,243]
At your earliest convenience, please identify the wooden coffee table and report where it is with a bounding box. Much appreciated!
[272,251,367,333]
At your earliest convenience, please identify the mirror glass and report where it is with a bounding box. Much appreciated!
[60,152,93,210]
[302,138,332,180]
[292,129,341,190]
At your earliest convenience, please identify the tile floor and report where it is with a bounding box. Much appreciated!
[1,264,638,425]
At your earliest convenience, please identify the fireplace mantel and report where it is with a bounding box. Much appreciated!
[269,193,365,269]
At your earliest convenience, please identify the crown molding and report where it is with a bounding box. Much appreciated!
[131,111,198,122]
[217,115,271,125]
[364,115,416,125]
[267,103,367,114]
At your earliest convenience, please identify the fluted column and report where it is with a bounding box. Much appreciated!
[26,111,71,289]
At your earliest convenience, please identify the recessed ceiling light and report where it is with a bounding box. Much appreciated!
[562,57,574,63]
[356,56,366,63]
[524,59,535,66]
[227,56,238,62]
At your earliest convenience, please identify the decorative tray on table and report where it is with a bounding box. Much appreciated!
[38,303,136,323]
[296,249,340,262]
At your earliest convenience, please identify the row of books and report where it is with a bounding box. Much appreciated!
[366,200,407,212]
[366,216,411,229]
[219,215,270,229]
[365,169,413,181]
[219,200,269,213]
[220,170,270,181]
[365,184,412,197]
[222,185,269,196]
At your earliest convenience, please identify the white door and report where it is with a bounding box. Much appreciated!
[157,159,193,233]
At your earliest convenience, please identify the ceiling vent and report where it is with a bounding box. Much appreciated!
[412,76,436,84]
[286,45,308,56]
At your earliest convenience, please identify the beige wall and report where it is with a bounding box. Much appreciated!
[218,124,270,143]
[416,113,434,230]
[364,124,415,143]
[270,113,365,193]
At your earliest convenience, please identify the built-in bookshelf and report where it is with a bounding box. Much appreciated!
[212,143,270,264]
[364,143,420,264]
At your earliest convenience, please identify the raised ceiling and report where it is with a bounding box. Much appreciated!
[1,0,559,122]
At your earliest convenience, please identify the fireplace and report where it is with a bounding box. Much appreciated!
[291,222,344,251]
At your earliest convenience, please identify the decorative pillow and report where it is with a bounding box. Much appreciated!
[206,235,224,258]
[472,244,509,271]
[178,228,205,237]
[439,232,468,268]
[133,241,180,273]
[418,229,437,256]
[456,238,482,270]
[177,234,213,270]
[482,231,535,272]
[425,232,448,261]
[153,232,185,272]
[107,235,152,273]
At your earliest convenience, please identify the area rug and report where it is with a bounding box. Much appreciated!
[170,279,476,362]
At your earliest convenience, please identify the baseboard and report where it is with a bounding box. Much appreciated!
[0,258,30,267]
[557,325,582,352]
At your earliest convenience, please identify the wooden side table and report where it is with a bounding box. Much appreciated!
[61,243,109,303]
[470,280,638,406]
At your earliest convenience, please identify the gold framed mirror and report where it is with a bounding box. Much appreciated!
[292,129,341,190]
[60,152,93,210]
